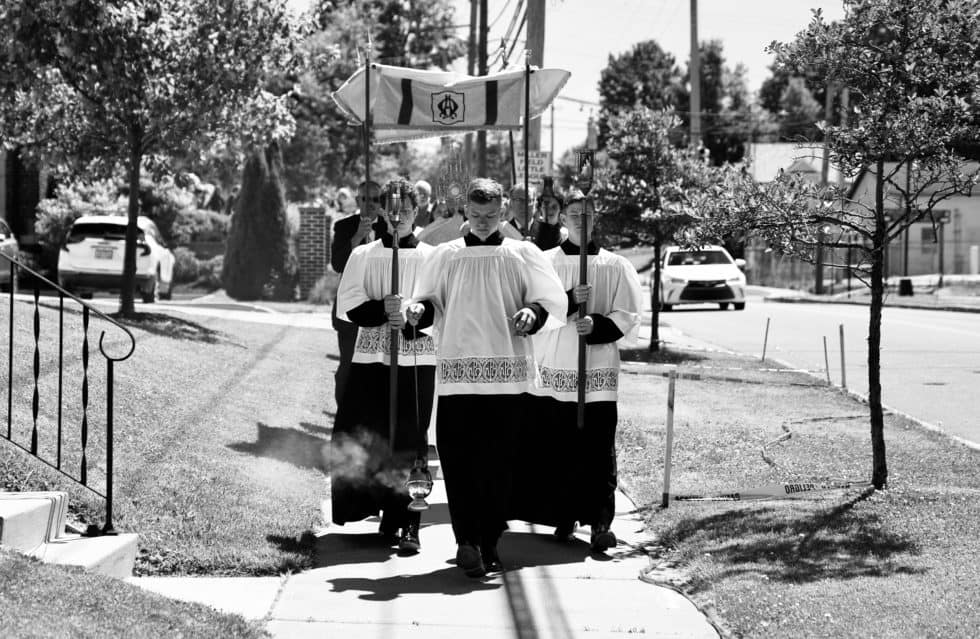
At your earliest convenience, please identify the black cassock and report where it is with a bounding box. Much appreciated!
[330,286,436,531]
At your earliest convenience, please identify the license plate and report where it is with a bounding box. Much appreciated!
[94,247,114,259]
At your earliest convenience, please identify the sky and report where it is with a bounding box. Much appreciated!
[288,0,847,160]
[451,0,847,159]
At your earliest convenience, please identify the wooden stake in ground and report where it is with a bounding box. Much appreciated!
[761,317,771,362]
[661,370,676,508]
[823,335,831,384]
[839,323,847,390]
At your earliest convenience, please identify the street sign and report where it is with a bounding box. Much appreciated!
[514,150,552,184]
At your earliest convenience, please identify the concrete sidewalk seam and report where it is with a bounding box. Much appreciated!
[263,572,293,624]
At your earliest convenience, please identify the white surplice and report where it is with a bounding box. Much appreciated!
[336,239,437,366]
[531,247,642,403]
[412,236,567,395]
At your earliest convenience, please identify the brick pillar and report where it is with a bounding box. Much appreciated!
[297,206,332,299]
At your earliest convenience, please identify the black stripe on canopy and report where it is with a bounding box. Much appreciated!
[397,78,413,125]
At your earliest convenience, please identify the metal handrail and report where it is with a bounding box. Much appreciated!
[0,251,135,534]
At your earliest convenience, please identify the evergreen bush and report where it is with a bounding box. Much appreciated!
[221,143,297,301]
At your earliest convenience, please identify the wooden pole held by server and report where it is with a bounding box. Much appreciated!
[575,150,595,430]
[388,190,401,450]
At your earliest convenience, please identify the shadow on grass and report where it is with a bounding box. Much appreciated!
[620,346,708,365]
[228,422,329,472]
[110,312,232,345]
[659,489,923,592]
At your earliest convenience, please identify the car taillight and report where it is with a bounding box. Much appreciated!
[138,243,151,256]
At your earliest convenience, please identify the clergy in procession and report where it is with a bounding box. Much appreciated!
[507,183,563,250]
[406,177,567,577]
[330,181,391,407]
[525,189,642,552]
[329,178,437,555]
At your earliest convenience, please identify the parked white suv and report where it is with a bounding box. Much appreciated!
[58,215,175,303]
[0,219,19,289]
[654,245,747,311]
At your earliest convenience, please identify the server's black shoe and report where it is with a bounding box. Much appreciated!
[590,525,617,553]
[481,545,503,573]
[553,521,576,543]
[378,513,399,542]
[398,521,421,555]
[456,543,485,578]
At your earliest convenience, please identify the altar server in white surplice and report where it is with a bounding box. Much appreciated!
[406,178,566,578]
[523,189,642,553]
[331,178,437,556]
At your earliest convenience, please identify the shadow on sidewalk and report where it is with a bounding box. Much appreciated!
[228,422,330,472]
[327,566,503,600]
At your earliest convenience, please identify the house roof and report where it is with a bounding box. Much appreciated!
[746,142,844,184]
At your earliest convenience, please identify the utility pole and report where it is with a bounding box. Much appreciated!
[815,82,835,295]
[526,0,546,152]
[476,0,488,175]
[549,103,555,170]
[688,0,701,148]
[465,0,477,176]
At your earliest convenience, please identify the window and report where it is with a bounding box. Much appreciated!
[0,220,12,239]
[667,250,733,266]
[68,223,144,243]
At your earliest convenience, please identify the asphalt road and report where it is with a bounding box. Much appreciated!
[650,290,980,446]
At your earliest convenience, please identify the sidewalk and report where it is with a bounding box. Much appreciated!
[129,452,719,638]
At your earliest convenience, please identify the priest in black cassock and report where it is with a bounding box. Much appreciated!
[407,178,566,577]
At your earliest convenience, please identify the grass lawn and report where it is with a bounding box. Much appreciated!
[615,344,980,638]
[0,549,268,638]
[0,297,334,576]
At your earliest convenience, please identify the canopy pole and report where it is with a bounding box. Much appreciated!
[364,44,372,193]
[523,50,531,239]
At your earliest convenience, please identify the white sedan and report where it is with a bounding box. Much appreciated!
[654,245,746,311]
[58,215,175,303]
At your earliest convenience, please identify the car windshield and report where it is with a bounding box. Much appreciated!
[667,250,732,266]
[68,223,143,243]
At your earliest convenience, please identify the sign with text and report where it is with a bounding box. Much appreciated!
[514,150,552,185]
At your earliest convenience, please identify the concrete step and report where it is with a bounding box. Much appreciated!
[0,498,51,552]
[0,491,71,545]
[30,534,139,580]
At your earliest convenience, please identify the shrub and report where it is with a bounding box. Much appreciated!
[171,208,229,246]
[172,247,201,283]
[195,255,223,290]
[222,144,296,301]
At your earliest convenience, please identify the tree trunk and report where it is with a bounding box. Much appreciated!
[119,125,142,317]
[869,161,888,489]
[649,242,662,352]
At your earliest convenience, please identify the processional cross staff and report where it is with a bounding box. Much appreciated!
[575,149,596,430]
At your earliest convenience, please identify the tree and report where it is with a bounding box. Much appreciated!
[275,0,466,201]
[778,77,823,141]
[674,40,758,164]
[706,0,980,489]
[222,143,296,301]
[597,40,684,148]
[0,0,299,315]
[595,107,745,351]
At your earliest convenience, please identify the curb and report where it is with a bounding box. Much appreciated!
[764,295,980,314]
